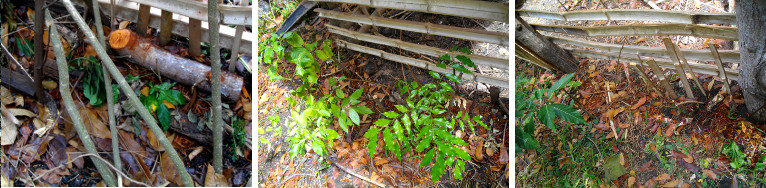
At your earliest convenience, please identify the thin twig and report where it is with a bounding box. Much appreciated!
[328,157,386,187]
[0,42,34,82]
[33,153,151,187]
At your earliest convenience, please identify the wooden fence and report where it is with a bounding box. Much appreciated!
[518,8,738,98]
[310,0,510,89]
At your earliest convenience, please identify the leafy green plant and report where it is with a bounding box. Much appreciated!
[70,56,108,106]
[259,33,287,81]
[364,50,488,182]
[230,116,248,161]
[515,73,585,152]
[722,141,747,169]
[139,82,187,131]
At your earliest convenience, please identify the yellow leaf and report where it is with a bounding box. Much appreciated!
[655,173,671,181]
[163,101,175,109]
[141,86,150,97]
[663,179,679,187]
[627,176,636,187]
[42,80,57,90]
[119,21,132,29]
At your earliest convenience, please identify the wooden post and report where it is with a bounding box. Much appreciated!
[662,38,706,96]
[675,64,695,98]
[672,39,706,96]
[646,59,679,98]
[708,42,732,93]
[189,19,202,56]
[516,15,579,73]
[227,0,245,73]
[136,4,151,36]
[159,10,173,46]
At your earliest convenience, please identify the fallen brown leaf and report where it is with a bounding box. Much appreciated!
[655,173,671,182]
[631,96,647,109]
[702,169,717,180]
[627,176,636,187]
[662,179,678,187]
[204,164,228,187]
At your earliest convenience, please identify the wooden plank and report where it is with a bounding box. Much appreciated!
[530,23,738,40]
[565,48,739,80]
[136,4,151,36]
[309,0,509,22]
[124,0,252,25]
[546,34,740,63]
[630,63,663,96]
[188,18,201,56]
[517,9,736,25]
[315,8,509,45]
[99,0,253,54]
[516,43,557,71]
[708,42,732,93]
[646,59,679,98]
[662,38,706,96]
[326,25,509,69]
[159,10,173,46]
[675,64,695,98]
[336,40,509,88]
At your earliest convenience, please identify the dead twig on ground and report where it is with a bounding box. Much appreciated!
[34,153,151,187]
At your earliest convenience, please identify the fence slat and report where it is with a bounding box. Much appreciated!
[326,24,509,69]
[708,42,732,93]
[531,23,738,40]
[159,10,173,46]
[309,0,509,22]
[189,19,201,56]
[518,9,736,25]
[545,34,740,63]
[136,4,151,36]
[662,38,706,96]
[336,40,509,88]
[630,62,662,96]
[315,8,509,45]
[646,59,679,98]
[565,48,739,80]
[124,0,252,25]
[675,64,695,98]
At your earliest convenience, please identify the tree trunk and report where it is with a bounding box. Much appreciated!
[735,0,766,121]
[515,15,579,73]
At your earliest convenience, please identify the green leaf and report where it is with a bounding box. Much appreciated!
[312,138,325,156]
[415,136,432,152]
[348,108,361,125]
[157,103,171,131]
[438,54,451,61]
[288,48,312,64]
[394,105,408,113]
[549,104,586,124]
[431,108,447,115]
[421,148,435,167]
[284,32,304,47]
[338,111,349,132]
[350,88,363,100]
[455,55,476,67]
[457,47,472,54]
[428,71,441,79]
[373,118,391,126]
[449,63,472,74]
[538,105,556,132]
[368,136,378,157]
[444,73,462,83]
[454,160,465,180]
[351,106,373,115]
[383,128,394,151]
[382,111,400,119]
[548,73,575,99]
[323,129,339,140]
[160,90,186,105]
[335,89,345,98]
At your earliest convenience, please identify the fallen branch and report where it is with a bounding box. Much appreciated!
[60,0,194,186]
[328,156,386,187]
[33,153,150,187]
[47,9,117,187]
[108,29,244,101]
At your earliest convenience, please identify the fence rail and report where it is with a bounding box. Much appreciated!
[309,0,509,22]
[518,9,736,25]
[531,23,738,40]
[125,0,252,25]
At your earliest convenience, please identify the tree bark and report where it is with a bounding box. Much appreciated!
[735,0,766,121]
[515,15,579,73]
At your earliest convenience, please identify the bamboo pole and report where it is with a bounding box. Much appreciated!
[315,8,509,45]
[530,23,739,41]
[515,43,557,71]
[208,0,223,174]
[546,34,740,63]
[646,59,679,98]
[326,25,509,70]
[565,48,740,80]
[309,0,509,22]
[337,40,509,88]
[46,10,118,187]
[662,38,706,96]
[708,42,732,93]
[60,0,194,186]
[675,64,695,98]
[91,0,121,185]
[517,9,736,25]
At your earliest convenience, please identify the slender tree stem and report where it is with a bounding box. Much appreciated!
[59,0,194,186]
[209,0,223,173]
[34,0,44,100]
[47,10,117,187]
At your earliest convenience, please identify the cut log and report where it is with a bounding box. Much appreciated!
[108,29,243,101]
